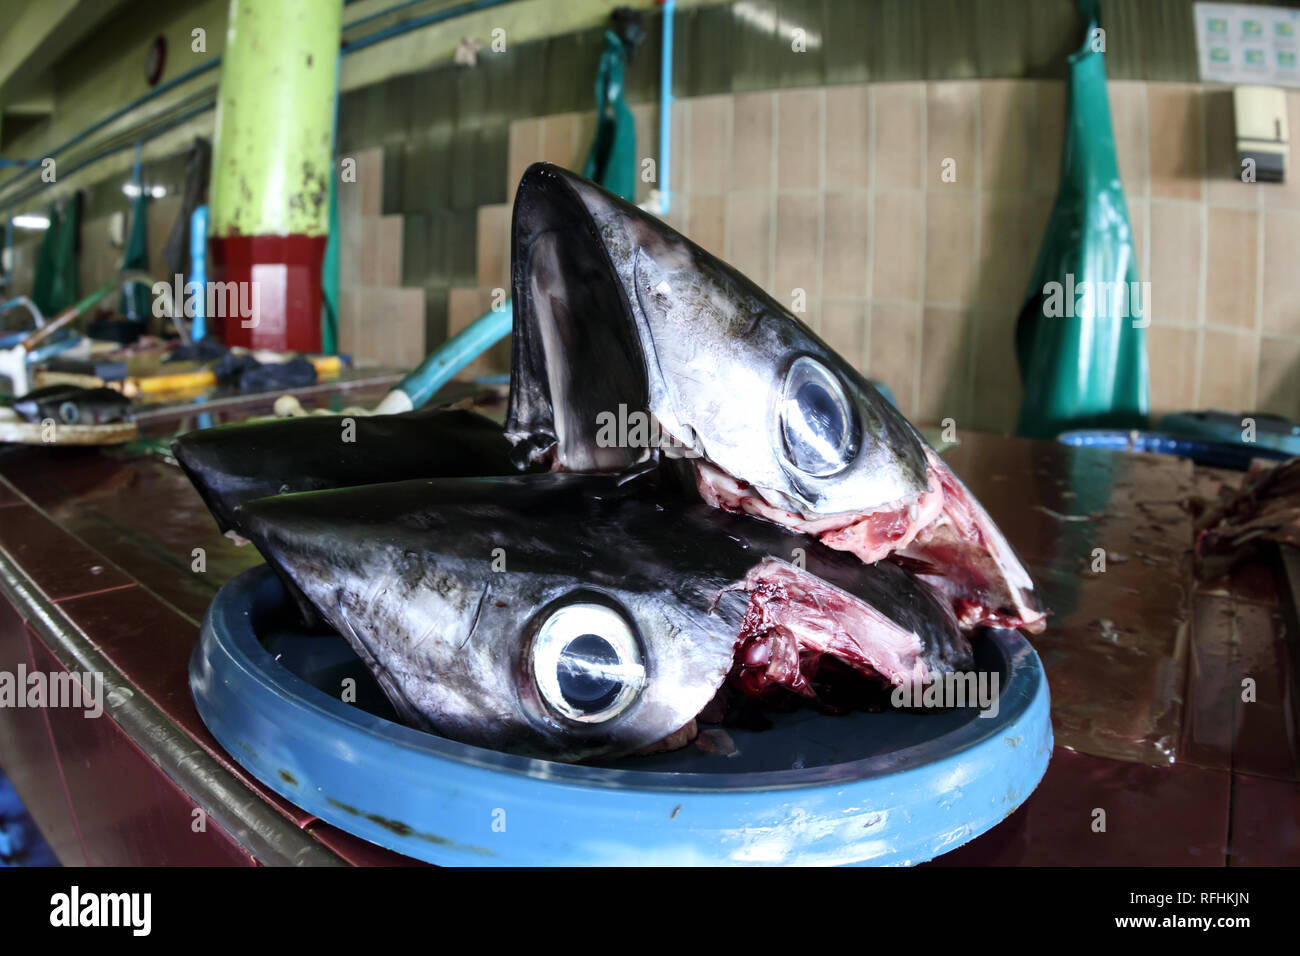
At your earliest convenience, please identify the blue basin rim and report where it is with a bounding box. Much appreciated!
[191,565,1053,866]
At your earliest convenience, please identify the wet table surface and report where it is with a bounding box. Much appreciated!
[0,410,1296,866]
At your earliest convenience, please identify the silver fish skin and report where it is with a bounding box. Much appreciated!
[506,164,1045,635]
[236,472,969,762]
[507,162,930,519]
[237,473,747,762]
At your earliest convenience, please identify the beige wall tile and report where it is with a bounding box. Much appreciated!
[872,191,923,303]
[376,216,403,287]
[360,217,381,286]
[447,287,509,377]
[688,194,727,260]
[540,112,583,170]
[1033,81,1065,196]
[925,190,976,305]
[1263,211,1300,336]
[874,83,924,190]
[776,88,823,190]
[354,291,379,366]
[773,194,821,312]
[975,193,1050,307]
[926,82,977,191]
[1108,81,1149,199]
[1129,199,1148,281]
[631,103,660,205]
[1205,207,1258,331]
[475,204,510,290]
[507,118,543,203]
[671,99,690,196]
[338,288,361,356]
[978,81,1033,191]
[969,307,1022,433]
[821,191,871,299]
[1146,326,1199,415]
[826,85,871,190]
[731,92,774,192]
[918,306,972,426]
[725,193,773,288]
[1148,200,1202,326]
[866,301,919,418]
[1257,335,1300,418]
[690,95,733,194]
[338,165,363,226]
[821,299,867,369]
[1200,329,1257,411]
[394,287,426,365]
[1148,84,1204,201]
[355,147,384,217]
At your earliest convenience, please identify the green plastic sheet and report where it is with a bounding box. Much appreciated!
[321,163,340,354]
[122,191,152,322]
[582,30,637,202]
[1015,1,1149,439]
[32,198,80,318]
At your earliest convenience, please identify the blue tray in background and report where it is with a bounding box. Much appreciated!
[1058,429,1294,470]
[191,565,1053,866]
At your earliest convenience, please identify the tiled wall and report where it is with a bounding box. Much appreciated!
[335,148,426,365]
[469,79,1300,432]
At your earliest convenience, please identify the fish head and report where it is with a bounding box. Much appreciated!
[508,162,929,518]
[173,409,517,535]
[236,474,751,761]
[237,472,974,762]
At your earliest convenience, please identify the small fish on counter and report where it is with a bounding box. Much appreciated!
[7,383,134,425]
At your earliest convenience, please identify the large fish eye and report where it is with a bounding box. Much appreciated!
[532,602,644,723]
[779,356,858,477]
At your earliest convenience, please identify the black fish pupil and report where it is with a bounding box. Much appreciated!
[557,634,623,713]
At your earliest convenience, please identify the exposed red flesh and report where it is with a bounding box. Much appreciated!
[693,448,1046,634]
[725,559,930,701]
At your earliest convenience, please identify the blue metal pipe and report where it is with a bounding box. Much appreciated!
[342,0,516,54]
[658,0,675,215]
[189,204,210,340]
[396,301,512,407]
[0,58,223,200]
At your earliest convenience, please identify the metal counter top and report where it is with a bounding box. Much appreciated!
[0,415,1296,865]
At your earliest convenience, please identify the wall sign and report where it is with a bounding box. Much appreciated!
[1195,3,1300,86]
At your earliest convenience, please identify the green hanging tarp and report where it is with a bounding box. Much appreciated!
[1015,0,1149,439]
[32,197,80,317]
[582,29,637,202]
[321,161,340,355]
[122,191,152,322]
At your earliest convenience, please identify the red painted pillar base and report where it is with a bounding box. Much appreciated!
[208,235,327,353]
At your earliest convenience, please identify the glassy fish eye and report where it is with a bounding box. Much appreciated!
[532,602,645,723]
[779,356,858,477]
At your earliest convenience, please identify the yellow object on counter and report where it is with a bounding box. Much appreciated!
[131,354,344,395]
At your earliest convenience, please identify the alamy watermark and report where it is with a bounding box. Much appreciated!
[153,274,261,328]
[891,670,1000,719]
[0,665,103,718]
[594,404,701,457]
[1042,273,1151,328]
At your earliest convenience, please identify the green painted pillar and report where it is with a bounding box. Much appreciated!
[209,0,342,352]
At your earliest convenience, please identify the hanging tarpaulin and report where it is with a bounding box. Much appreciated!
[1015,0,1149,439]
[321,152,340,355]
[582,29,637,201]
[32,196,80,318]
[122,190,152,322]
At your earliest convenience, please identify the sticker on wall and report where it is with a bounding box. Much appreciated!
[1196,3,1300,86]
